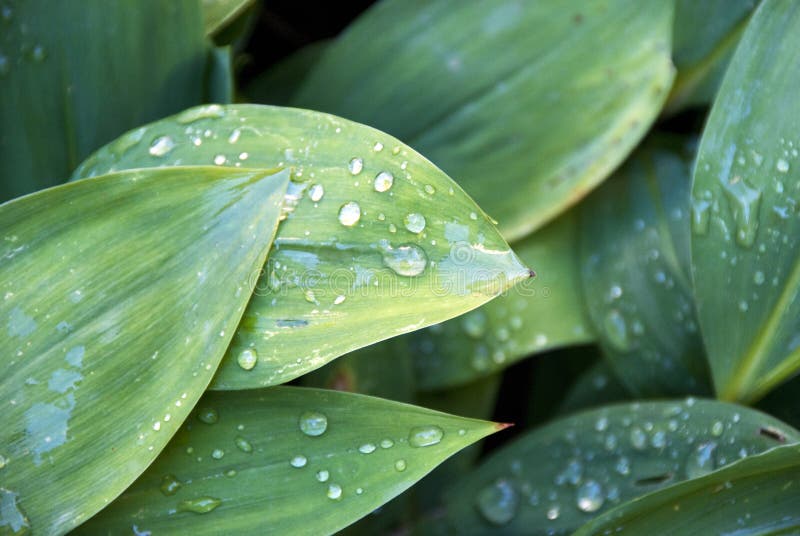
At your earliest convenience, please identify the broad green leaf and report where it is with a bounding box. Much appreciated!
[201,0,254,36]
[73,104,532,389]
[0,0,208,202]
[665,0,756,114]
[575,443,800,535]
[0,166,288,534]
[580,136,710,396]
[244,40,330,106]
[74,387,504,535]
[291,0,675,241]
[691,0,800,402]
[412,212,593,391]
[442,399,799,534]
[558,360,631,416]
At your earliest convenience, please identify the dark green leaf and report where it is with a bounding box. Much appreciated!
[580,136,710,396]
[690,0,800,402]
[74,387,504,535]
[292,0,675,241]
[205,45,234,104]
[558,360,631,416]
[73,104,532,390]
[243,40,330,106]
[201,0,254,36]
[443,399,798,534]
[0,166,288,533]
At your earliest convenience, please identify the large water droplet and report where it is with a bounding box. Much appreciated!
[316,469,330,482]
[685,442,716,479]
[149,136,175,157]
[358,443,377,454]
[290,455,307,468]
[408,425,444,447]
[721,176,762,248]
[348,157,364,175]
[178,497,222,514]
[381,243,428,277]
[394,459,407,472]
[327,484,343,500]
[159,474,182,496]
[338,202,361,227]
[236,348,257,371]
[576,480,604,513]
[404,213,426,233]
[235,436,253,453]
[476,479,519,525]
[373,171,394,192]
[211,448,225,460]
[299,411,328,436]
[777,158,790,173]
[309,184,324,202]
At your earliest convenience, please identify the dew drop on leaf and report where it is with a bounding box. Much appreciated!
[576,480,604,513]
[159,474,182,496]
[236,348,257,371]
[178,496,222,514]
[403,213,426,233]
[476,479,519,525]
[338,202,361,227]
[373,171,394,192]
[348,157,364,175]
[381,243,428,277]
[148,136,174,157]
[197,408,218,424]
[408,425,444,447]
[290,455,307,468]
[299,411,328,437]
[327,484,343,500]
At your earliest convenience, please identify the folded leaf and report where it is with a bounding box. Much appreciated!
[0,0,207,202]
[443,399,798,534]
[0,166,288,534]
[575,443,800,535]
[580,136,711,396]
[291,0,675,240]
[73,104,532,389]
[412,212,593,390]
[691,0,800,402]
[73,387,504,535]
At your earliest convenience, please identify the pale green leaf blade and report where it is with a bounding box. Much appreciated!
[412,211,593,390]
[73,104,532,389]
[574,443,800,535]
[73,387,504,535]
[580,136,710,396]
[291,0,675,240]
[0,0,208,202]
[201,0,254,36]
[443,399,798,534]
[690,0,800,402]
[0,166,288,534]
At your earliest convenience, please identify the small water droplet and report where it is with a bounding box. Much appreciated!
[754,271,765,285]
[408,425,443,447]
[404,213,426,233]
[461,310,487,338]
[711,421,725,437]
[31,45,46,62]
[198,408,218,424]
[235,436,252,453]
[424,184,436,195]
[380,439,394,449]
[603,309,630,351]
[476,479,519,525]
[236,348,257,371]
[327,483,343,500]
[546,506,560,520]
[373,171,394,192]
[159,474,182,496]
[615,456,631,475]
[290,455,307,468]
[316,469,330,482]
[333,295,346,305]
[595,417,609,432]
[148,136,175,157]
[630,428,646,450]
[213,154,226,166]
[358,443,377,454]
[373,142,384,152]
[777,158,790,173]
[309,184,324,202]
[152,421,161,432]
[299,411,328,436]
[348,157,364,175]
[685,442,717,479]
[211,448,224,460]
[178,496,221,514]
[576,480,604,513]
[394,459,407,472]
[338,202,361,227]
[381,243,428,277]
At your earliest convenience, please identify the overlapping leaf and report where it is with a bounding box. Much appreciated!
[0,0,208,202]
[0,167,288,533]
[74,387,504,535]
[201,0,254,36]
[73,104,531,389]
[412,212,593,391]
[580,137,710,396]
[291,0,675,240]
[691,0,800,402]
[443,399,798,534]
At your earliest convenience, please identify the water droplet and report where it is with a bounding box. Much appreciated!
[651,431,667,449]
[327,484,343,500]
[685,442,717,479]
[630,428,646,450]
[178,496,221,514]
[213,154,226,166]
[309,184,324,202]
[381,243,428,277]
[373,142,384,152]
[408,425,443,447]
[176,104,225,124]
[754,271,765,285]
[152,421,162,432]
[236,348,257,371]
[348,157,364,175]
[615,456,631,475]
[31,45,46,62]
[721,176,762,248]
[595,417,609,432]
[299,411,328,436]
[235,436,252,453]
[394,459,407,472]
[469,212,478,220]
[546,506,560,520]
[373,171,394,192]
[358,443,376,454]
[148,136,175,157]
[711,421,724,437]
[290,455,307,468]
[404,213,426,233]
[160,474,182,496]
[338,202,361,227]
[333,295,346,305]
[198,408,218,424]
[0,454,6,469]
[603,309,630,351]
[476,479,519,525]
[316,469,330,482]
[380,439,394,449]
[211,448,224,460]
[424,184,436,195]
[691,198,711,235]
[576,480,604,513]
[777,158,790,173]
[461,310,487,338]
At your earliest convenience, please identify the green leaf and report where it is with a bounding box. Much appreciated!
[665,0,756,114]
[205,45,234,104]
[558,360,631,416]
[442,399,799,534]
[73,387,504,535]
[0,166,288,534]
[690,0,800,402]
[243,40,330,106]
[201,0,254,36]
[575,442,800,535]
[0,0,208,202]
[580,136,710,396]
[73,104,532,389]
[412,211,593,390]
[291,0,675,241]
